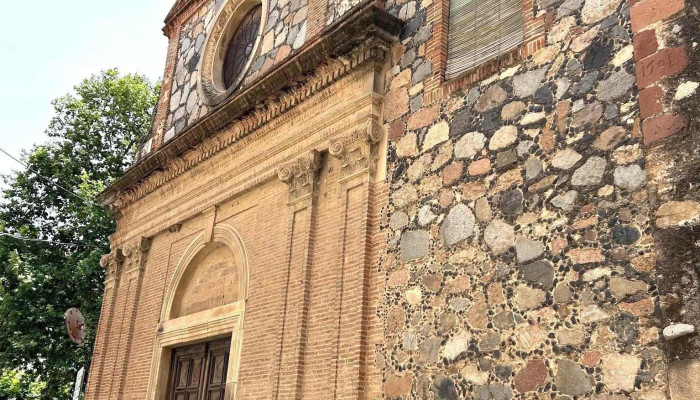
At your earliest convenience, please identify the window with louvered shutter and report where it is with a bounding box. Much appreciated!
[445,0,524,80]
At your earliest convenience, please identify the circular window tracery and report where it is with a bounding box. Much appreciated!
[222,4,262,90]
[198,0,266,106]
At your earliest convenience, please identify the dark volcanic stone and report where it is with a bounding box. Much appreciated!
[401,10,426,40]
[583,40,614,70]
[611,25,631,41]
[566,58,581,75]
[400,48,416,69]
[500,189,523,214]
[604,104,619,120]
[495,364,513,381]
[187,52,200,72]
[578,71,598,94]
[613,312,639,346]
[534,85,554,104]
[496,149,518,168]
[521,260,555,289]
[482,109,501,131]
[393,161,407,180]
[611,225,641,245]
[451,108,474,137]
[433,376,459,400]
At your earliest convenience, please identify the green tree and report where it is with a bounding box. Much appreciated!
[0,69,159,399]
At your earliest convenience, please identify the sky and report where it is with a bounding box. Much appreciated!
[0,0,174,185]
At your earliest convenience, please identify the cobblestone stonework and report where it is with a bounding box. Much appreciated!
[166,0,224,141]
[378,0,696,395]
[89,0,697,397]
[159,0,309,146]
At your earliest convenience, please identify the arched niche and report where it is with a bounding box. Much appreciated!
[161,224,249,321]
[147,223,248,400]
[170,242,241,319]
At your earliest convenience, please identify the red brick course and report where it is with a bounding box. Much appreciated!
[633,29,658,61]
[643,114,688,144]
[636,47,688,88]
[630,0,686,32]
[639,85,664,118]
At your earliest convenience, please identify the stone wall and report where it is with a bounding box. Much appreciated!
[153,0,310,149]
[376,0,688,396]
[93,0,700,397]
[166,0,224,141]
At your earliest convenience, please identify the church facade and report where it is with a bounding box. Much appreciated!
[87,0,700,398]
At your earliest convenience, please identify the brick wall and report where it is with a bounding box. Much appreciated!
[629,0,700,397]
[86,60,387,399]
[88,0,700,397]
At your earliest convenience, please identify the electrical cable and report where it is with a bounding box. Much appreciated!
[0,232,103,249]
[0,146,93,204]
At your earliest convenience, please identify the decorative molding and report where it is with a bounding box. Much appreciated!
[277,150,322,203]
[168,223,183,233]
[329,119,382,182]
[203,206,219,243]
[99,248,125,286]
[110,87,379,245]
[99,237,151,283]
[99,4,402,215]
[122,237,152,276]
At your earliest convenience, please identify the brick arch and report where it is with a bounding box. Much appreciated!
[162,223,250,321]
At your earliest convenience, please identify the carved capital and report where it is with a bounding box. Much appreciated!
[277,150,322,203]
[123,237,152,275]
[329,120,382,180]
[100,248,125,284]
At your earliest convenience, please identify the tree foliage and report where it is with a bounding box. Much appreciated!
[0,69,159,399]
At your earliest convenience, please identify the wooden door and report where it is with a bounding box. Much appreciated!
[167,339,231,400]
[203,340,230,400]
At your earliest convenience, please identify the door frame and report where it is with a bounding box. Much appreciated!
[146,223,249,400]
[147,302,245,400]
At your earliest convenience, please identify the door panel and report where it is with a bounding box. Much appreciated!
[167,339,231,400]
[204,340,230,400]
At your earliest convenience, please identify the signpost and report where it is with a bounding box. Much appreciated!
[66,308,86,399]
[72,367,85,400]
[65,308,85,346]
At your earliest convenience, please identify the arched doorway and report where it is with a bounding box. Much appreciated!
[147,224,248,400]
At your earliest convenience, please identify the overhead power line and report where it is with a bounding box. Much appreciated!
[0,232,103,249]
[0,146,95,205]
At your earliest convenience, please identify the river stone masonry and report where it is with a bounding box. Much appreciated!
[379,0,670,396]
[163,0,308,142]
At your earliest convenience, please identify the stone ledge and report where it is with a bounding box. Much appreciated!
[100,2,402,208]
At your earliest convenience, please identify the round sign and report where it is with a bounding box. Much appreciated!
[65,308,85,346]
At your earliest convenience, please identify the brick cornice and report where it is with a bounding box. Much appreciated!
[100,2,402,213]
[163,0,205,32]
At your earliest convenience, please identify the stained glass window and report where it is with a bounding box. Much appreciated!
[222,4,262,89]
